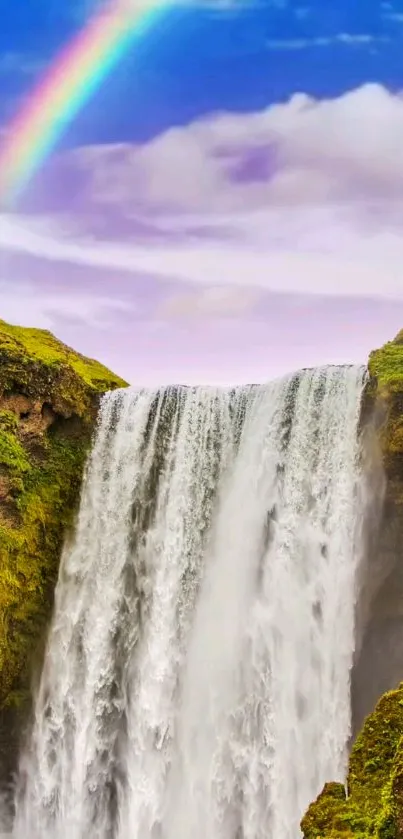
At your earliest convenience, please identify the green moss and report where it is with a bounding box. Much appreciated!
[0,319,127,421]
[0,429,31,475]
[301,685,403,839]
[368,332,403,394]
[365,332,403,490]
[301,782,352,839]
[0,411,18,433]
[0,432,88,703]
[348,687,403,828]
[0,319,127,391]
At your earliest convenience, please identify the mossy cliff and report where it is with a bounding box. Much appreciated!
[0,319,127,776]
[367,329,403,514]
[302,330,403,838]
[302,683,403,839]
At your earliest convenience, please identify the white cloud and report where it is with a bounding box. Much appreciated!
[3,84,403,303]
[3,208,403,301]
[265,37,328,49]
[156,286,261,319]
[383,11,403,23]
[0,278,132,330]
[265,33,385,50]
[336,33,377,44]
[55,83,403,215]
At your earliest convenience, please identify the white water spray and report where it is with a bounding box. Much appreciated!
[12,366,366,839]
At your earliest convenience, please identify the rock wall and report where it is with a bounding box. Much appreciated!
[303,330,403,836]
[302,683,403,838]
[0,319,127,780]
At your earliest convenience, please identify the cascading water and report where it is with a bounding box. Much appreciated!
[11,365,367,839]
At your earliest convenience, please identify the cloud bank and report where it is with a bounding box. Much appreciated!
[2,84,403,301]
[2,83,403,382]
[38,82,403,214]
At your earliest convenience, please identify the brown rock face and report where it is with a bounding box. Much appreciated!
[352,337,403,736]
[0,395,57,437]
[301,331,403,837]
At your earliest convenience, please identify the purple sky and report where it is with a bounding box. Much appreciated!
[2,84,403,384]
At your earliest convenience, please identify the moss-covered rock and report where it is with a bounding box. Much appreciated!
[301,684,403,839]
[0,318,126,421]
[0,319,127,776]
[367,332,403,495]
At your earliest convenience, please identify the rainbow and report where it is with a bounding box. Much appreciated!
[0,0,170,207]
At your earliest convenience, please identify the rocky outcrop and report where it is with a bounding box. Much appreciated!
[302,683,403,838]
[0,318,127,779]
[302,330,403,837]
[352,332,403,736]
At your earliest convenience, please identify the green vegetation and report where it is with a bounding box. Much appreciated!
[0,423,30,474]
[368,330,403,395]
[301,685,403,839]
[0,430,87,704]
[0,319,127,733]
[366,331,403,506]
[0,318,127,421]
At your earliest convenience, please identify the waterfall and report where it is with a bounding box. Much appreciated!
[11,365,367,839]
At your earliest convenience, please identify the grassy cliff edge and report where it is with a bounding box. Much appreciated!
[0,319,127,773]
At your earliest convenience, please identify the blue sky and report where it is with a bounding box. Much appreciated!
[2,0,403,144]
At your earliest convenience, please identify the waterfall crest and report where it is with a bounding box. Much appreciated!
[12,366,366,839]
